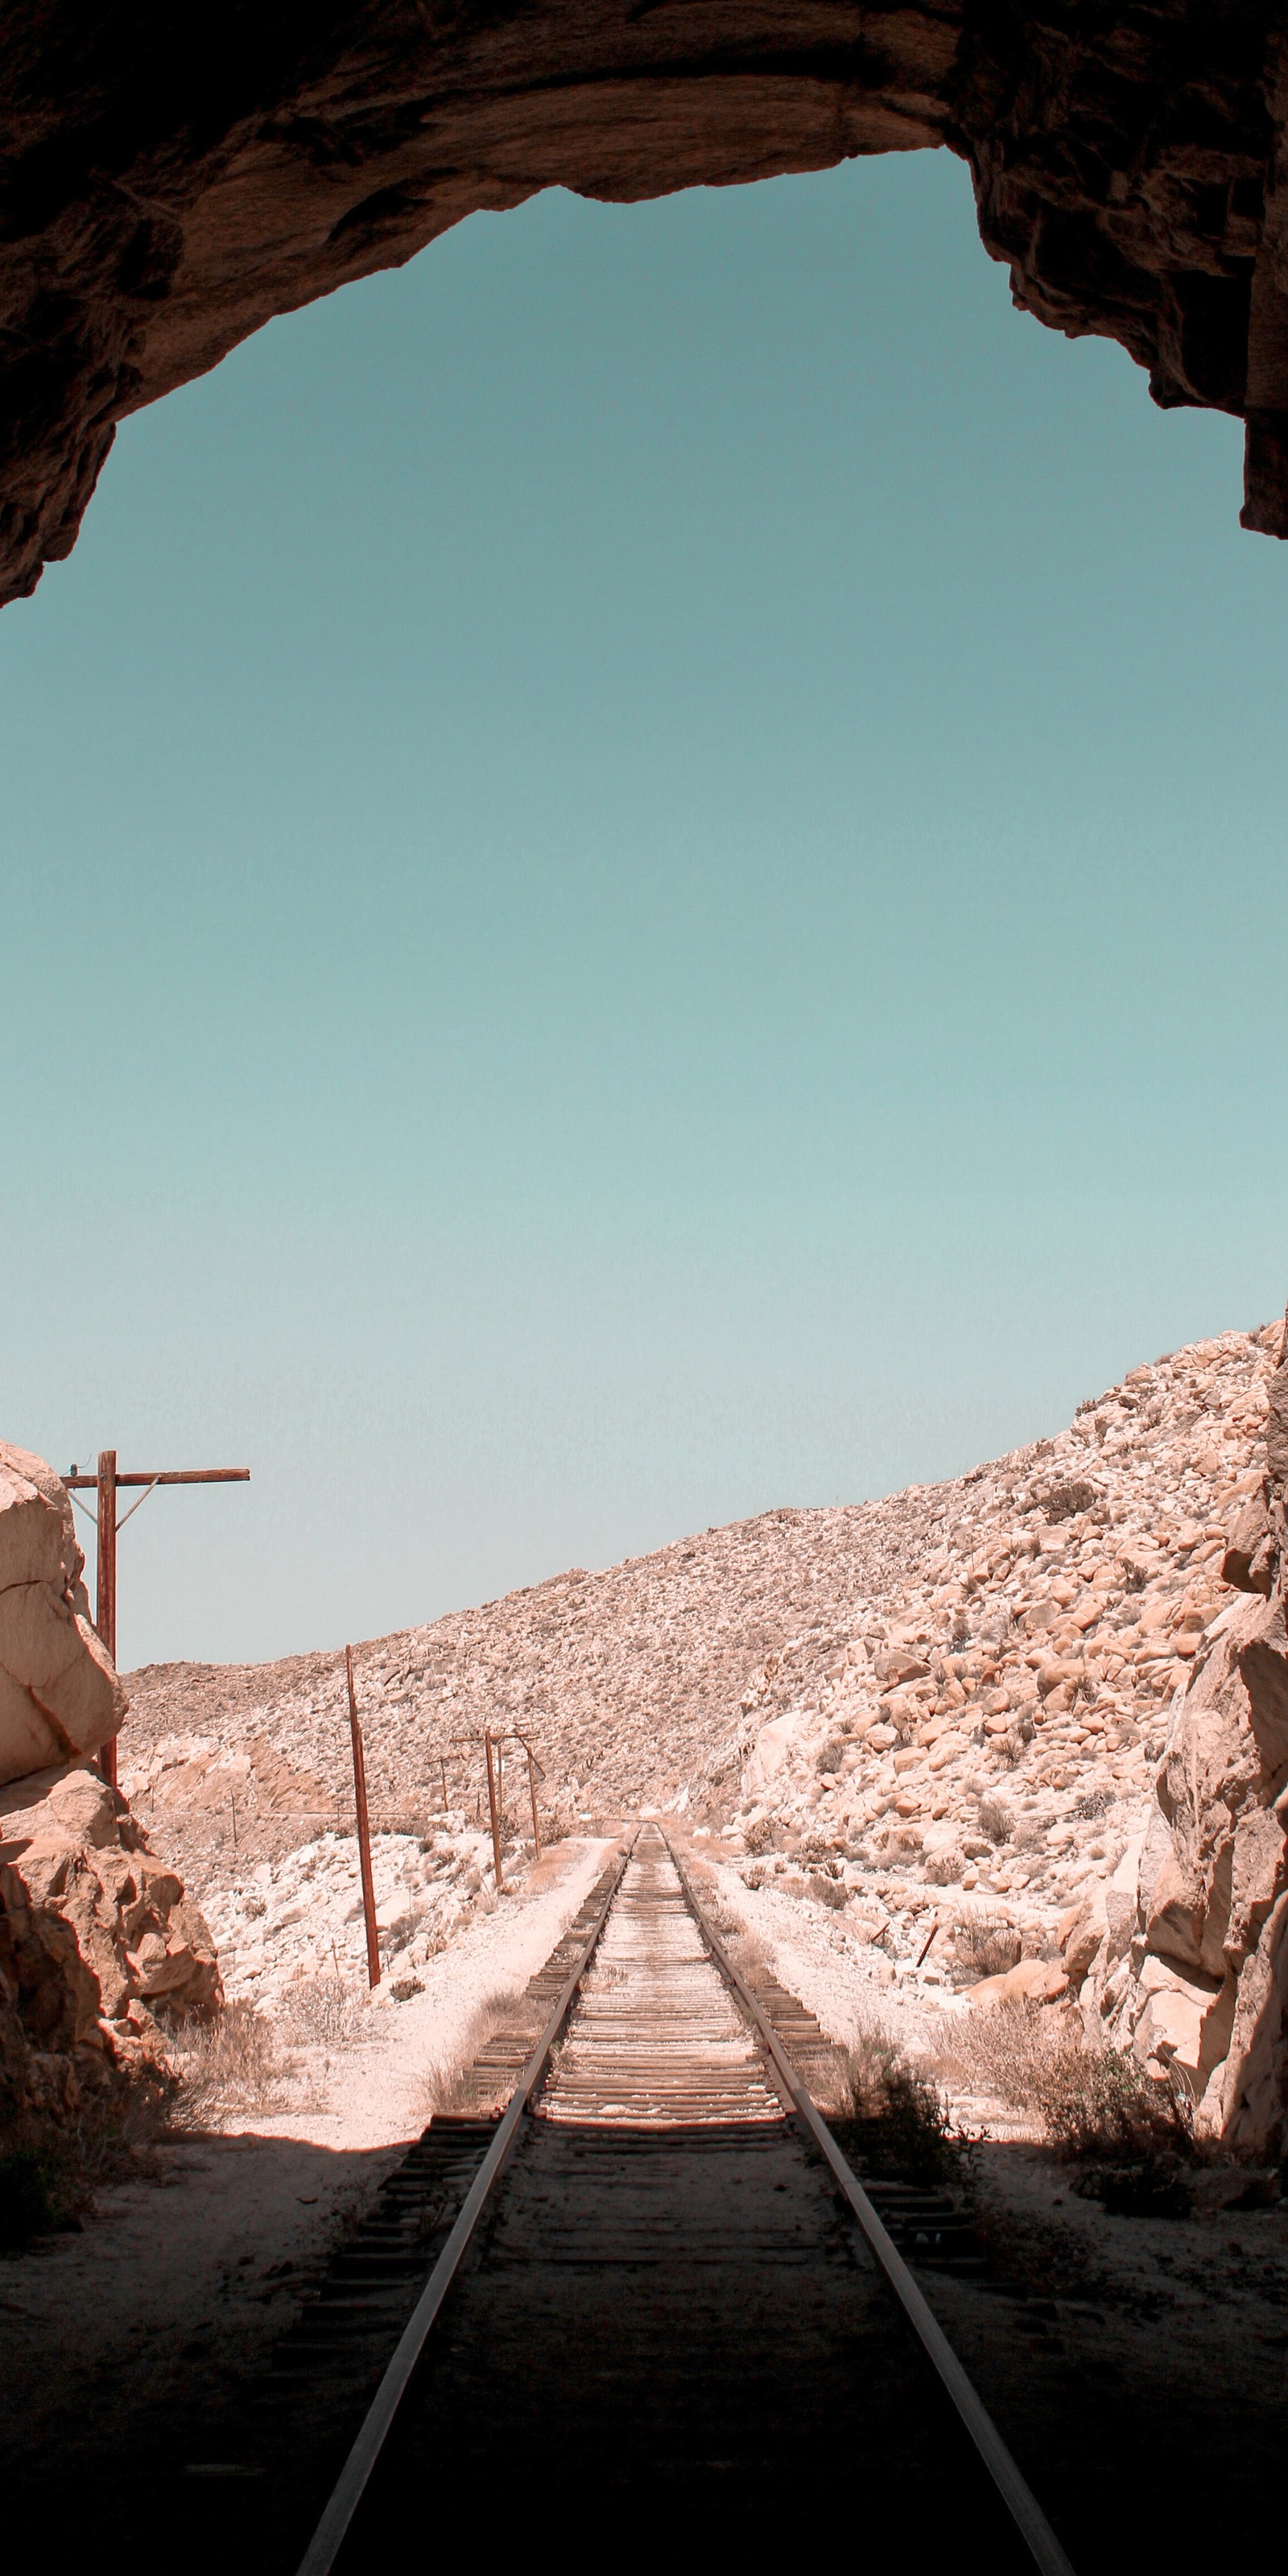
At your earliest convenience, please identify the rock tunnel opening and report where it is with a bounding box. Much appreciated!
[2,2,1288,613]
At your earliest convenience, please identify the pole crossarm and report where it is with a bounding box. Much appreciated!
[65,1452,251,1791]
[63,1469,250,1488]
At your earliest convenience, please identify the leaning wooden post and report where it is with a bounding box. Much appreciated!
[483,1728,504,1893]
[526,1747,541,1859]
[345,1645,381,1988]
[96,1450,118,1790]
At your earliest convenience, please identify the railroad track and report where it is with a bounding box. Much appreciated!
[195,1826,1075,2573]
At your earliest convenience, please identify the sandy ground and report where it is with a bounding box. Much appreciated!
[0,1834,613,2483]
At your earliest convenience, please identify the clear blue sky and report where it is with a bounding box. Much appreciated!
[2,150,1285,1668]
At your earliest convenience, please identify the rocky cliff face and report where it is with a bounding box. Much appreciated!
[1,0,1286,610]
[1069,1318,1288,2153]
[0,1448,221,2137]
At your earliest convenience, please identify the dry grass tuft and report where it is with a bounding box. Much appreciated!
[167,2000,288,2122]
[832,2013,964,2182]
[947,1913,1022,1982]
[279,1974,371,2050]
[419,2061,485,2115]
[416,1985,529,2120]
[976,1794,1015,1846]
[580,1960,629,1992]
[938,2002,1198,2212]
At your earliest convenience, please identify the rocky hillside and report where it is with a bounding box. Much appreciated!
[126,1320,1277,1846]
[122,1489,947,1846]
[124,1315,1288,2149]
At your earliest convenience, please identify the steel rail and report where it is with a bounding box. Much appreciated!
[294,1835,634,2576]
[663,1833,1078,2576]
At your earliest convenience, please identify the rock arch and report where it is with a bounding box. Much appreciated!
[2,2,1286,607]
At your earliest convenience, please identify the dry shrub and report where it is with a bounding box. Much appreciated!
[994,1729,1029,1770]
[948,1913,1022,1982]
[169,2000,287,2122]
[832,2014,964,2183]
[742,1815,775,1856]
[924,1848,964,1887]
[976,1794,1015,1846]
[279,1974,370,2050]
[726,1926,771,1985]
[940,2000,1088,2116]
[940,2003,1196,2214]
[1074,1788,1116,1823]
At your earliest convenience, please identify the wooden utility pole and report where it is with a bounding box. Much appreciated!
[454,1728,543,1887]
[509,1730,544,1860]
[95,1451,118,1686]
[345,1645,382,1988]
[483,1727,505,1892]
[64,1452,250,1788]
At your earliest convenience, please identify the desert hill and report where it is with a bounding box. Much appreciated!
[125,1319,1274,1856]
[118,1316,1284,2136]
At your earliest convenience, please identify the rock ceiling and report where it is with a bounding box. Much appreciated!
[2,2,1286,606]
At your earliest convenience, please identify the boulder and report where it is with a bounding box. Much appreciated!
[1035,1658,1084,1699]
[743,1714,798,1792]
[1059,1897,1108,1991]
[1265,1336,1288,1487]
[1132,1953,1236,2095]
[1222,1482,1276,1595]
[0,1758,221,2124]
[0,1443,126,1785]
[968,1958,1067,2010]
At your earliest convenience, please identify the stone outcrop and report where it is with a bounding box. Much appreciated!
[0,1443,223,2135]
[1063,1314,1288,2157]
[2,1,1288,609]
[0,1443,125,1785]
[0,1757,222,2128]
